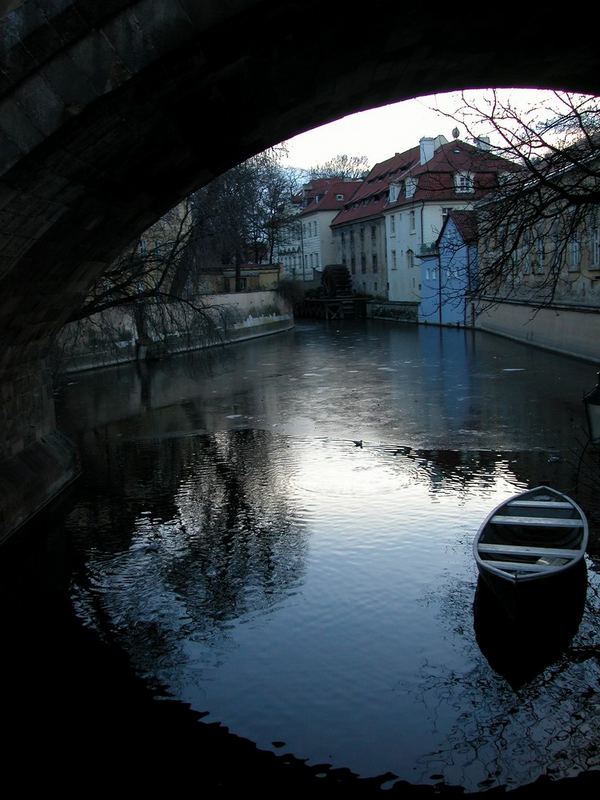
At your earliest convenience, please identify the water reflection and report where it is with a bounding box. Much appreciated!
[57,321,596,454]
[50,322,600,791]
[473,564,588,690]
[415,559,600,790]
[62,428,600,791]
[71,430,307,681]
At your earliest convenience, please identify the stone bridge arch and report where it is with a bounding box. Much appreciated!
[1,0,599,538]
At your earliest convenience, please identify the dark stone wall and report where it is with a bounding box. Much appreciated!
[1,0,600,538]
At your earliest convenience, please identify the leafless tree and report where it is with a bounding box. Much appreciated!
[54,147,299,371]
[443,91,600,307]
[309,153,370,180]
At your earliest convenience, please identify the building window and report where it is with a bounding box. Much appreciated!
[567,236,580,271]
[407,249,414,269]
[360,227,365,243]
[535,238,545,274]
[521,232,531,274]
[390,215,396,235]
[336,193,344,200]
[374,282,378,292]
[371,225,377,241]
[351,255,356,274]
[591,224,600,270]
[391,249,397,270]
[455,172,475,193]
[361,253,367,273]
[409,210,416,233]
[405,177,417,199]
[372,253,378,272]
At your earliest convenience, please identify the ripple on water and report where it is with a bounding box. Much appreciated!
[66,428,600,791]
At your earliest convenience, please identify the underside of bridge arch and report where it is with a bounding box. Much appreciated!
[1,0,599,539]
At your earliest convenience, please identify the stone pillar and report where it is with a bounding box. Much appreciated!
[0,359,79,544]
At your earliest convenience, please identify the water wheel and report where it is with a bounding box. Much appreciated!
[321,264,352,298]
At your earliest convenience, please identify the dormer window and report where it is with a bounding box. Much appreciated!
[405,177,417,199]
[336,193,344,200]
[389,183,399,203]
[455,171,475,193]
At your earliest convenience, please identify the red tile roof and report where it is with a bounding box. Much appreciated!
[299,178,363,215]
[445,210,478,244]
[331,140,515,227]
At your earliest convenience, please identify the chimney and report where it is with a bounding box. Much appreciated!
[419,137,435,165]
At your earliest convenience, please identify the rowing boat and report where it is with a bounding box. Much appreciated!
[473,485,588,616]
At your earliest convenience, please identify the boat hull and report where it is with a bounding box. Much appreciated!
[474,486,588,619]
[473,561,587,687]
[476,556,585,620]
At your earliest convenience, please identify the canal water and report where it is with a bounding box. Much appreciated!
[17,323,600,789]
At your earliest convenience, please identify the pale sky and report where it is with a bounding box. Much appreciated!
[281,89,565,171]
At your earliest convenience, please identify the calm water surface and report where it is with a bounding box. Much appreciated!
[57,322,600,791]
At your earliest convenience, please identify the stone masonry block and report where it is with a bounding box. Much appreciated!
[0,135,21,176]
[0,41,37,94]
[0,182,17,210]
[0,6,45,55]
[42,50,99,108]
[0,97,45,152]
[102,9,153,75]
[19,12,63,66]
[34,0,73,17]
[176,0,247,32]
[132,0,195,58]
[69,29,130,96]
[16,73,66,138]
[74,0,131,26]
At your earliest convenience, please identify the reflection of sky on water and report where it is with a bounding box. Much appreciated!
[68,430,600,792]
[56,321,600,791]
[58,321,597,455]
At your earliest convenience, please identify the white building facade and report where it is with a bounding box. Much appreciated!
[277,178,362,281]
[384,136,512,303]
[332,136,512,304]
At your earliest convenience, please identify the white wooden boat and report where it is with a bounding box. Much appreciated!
[474,486,588,614]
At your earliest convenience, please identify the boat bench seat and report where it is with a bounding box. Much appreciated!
[491,515,584,528]
[508,500,573,509]
[478,543,579,559]
[486,560,567,573]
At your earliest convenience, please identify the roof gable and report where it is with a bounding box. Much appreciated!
[300,178,362,215]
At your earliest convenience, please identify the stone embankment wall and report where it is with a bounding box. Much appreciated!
[474,299,600,363]
[366,300,418,324]
[55,291,294,374]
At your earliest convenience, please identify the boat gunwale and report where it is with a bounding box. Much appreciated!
[473,485,588,585]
